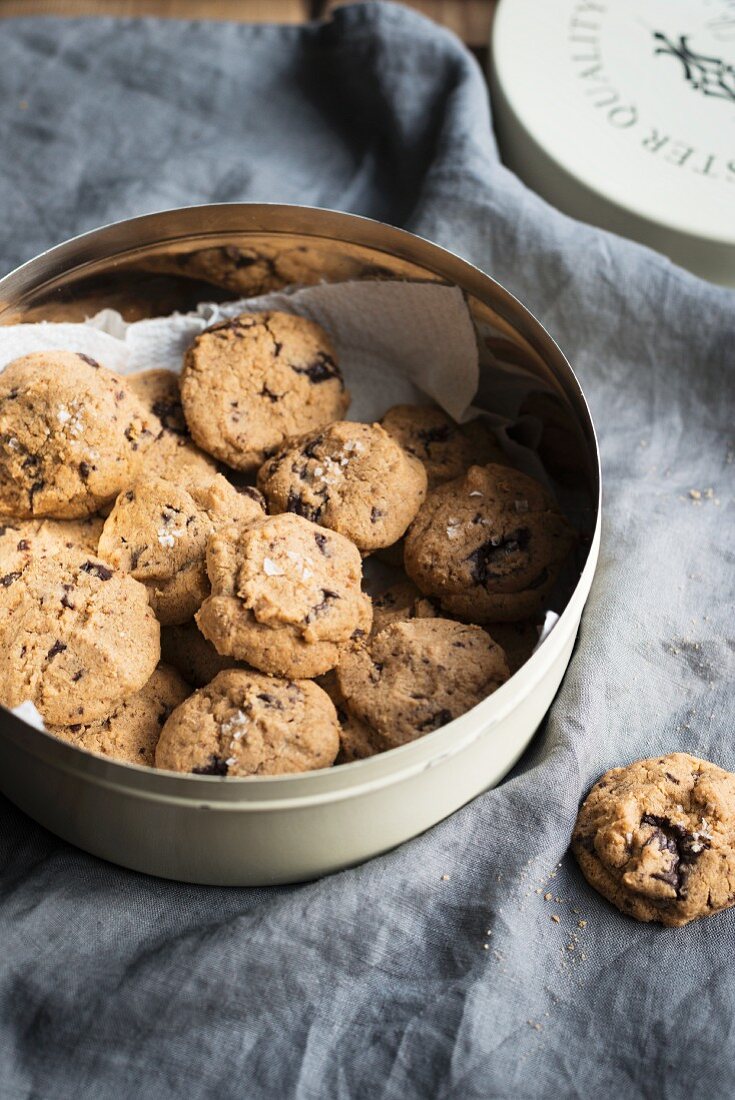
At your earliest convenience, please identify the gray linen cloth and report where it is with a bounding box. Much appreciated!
[0,5,733,1097]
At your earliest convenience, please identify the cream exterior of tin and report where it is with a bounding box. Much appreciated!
[491,0,735,286]
[0,205,601,886]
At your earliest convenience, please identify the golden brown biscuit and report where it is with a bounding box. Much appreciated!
[49,664,190,766]
[0,351,150,518]
[98,475,264,624]
[180,311,350,471]
[257,421,427,553]
[336,618,510,749]
[196,513,371,679]
[155,668,340,777]
[404,464,575,622]
[0,549,160,725]
[572,753,735,927]
[381,404,506,487]
[127,368,219,486]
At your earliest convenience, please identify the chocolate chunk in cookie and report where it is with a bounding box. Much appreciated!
[155,668,340,777]
[404,464,576,622]
[196,512,371,679]
[0,351,151,518]
[180,311,350,471]
[336,618,510,749]
[257,421,427,552]
[572,753,735,926]
[49,664,190,766]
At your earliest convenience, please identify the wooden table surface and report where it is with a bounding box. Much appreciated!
[0,0,496,56]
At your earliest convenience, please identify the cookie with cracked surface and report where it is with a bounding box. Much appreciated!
[155,668,339,777]
[484,620,540,676]
[0,351,151,518]
[161,620,247,688]
[336,618,510,749]
[257,421,427,553]
[370,579,439,636]
[404,464,576,622]
[0,550,160,725]
[180,311,350,471]
[572,753,735,927]
[49,664,190,766]
[127,368,218,485]
[371,580,537,674]
[196,512,372,679]
[98,474,264,625]
[381,405,506,488]
[317,670,383,764]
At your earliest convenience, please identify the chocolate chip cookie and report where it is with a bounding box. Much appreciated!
[155,668,340,777]
[485,619,540,675]
[128,368,218,485]
[404,464,576,622]
[257,421,427,552]
[336,618,510,749]
[0,351,150,518]
[371,580,537,674]
[160,620,246,688]
[180,311,350,471]
[0,549,160,725]
[49,664,190,766]
[572,753,735,927]
[196,512,371,679]
[317,670,383,764]
[370,579,439,636]
[381,404,505,487]
[98,474,264,625]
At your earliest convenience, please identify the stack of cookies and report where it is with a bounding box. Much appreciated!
[0,310,575,777]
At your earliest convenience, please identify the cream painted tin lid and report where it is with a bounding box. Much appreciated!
[490,0,735,285]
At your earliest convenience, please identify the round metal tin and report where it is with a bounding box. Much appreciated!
[0,204,601,885]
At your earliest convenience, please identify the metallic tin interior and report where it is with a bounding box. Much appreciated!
[0,205,601,884]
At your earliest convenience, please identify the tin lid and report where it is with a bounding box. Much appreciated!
[490,0,735,286]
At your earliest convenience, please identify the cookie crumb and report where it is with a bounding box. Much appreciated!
[551,915,560,924]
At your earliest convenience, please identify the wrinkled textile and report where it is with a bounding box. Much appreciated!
[0,5,733,1098]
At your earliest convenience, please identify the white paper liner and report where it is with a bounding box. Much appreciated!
[10,700,46,732]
